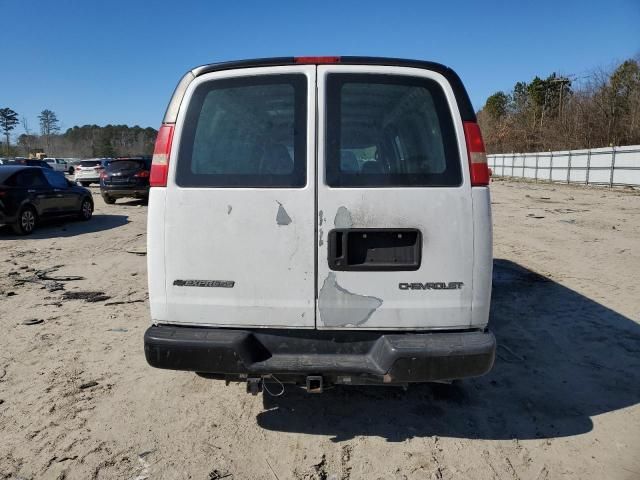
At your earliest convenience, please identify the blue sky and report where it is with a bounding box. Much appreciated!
[2,0,639,136]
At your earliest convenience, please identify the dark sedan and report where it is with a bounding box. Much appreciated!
[0,166,94,235]
[100,156,151,204]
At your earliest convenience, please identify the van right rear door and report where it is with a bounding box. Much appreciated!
[315,65,475,330]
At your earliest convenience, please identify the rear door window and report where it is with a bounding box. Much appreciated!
[325,74,462,187]
[14,170,48,188]
[176,74,307,188]
[42,169,68,188]
[80,160,102,167]
[108,160,145,172]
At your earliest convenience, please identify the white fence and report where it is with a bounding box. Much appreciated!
[487,145,640,187]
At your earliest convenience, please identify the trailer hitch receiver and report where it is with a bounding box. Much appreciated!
[247,377,263,395]
[306,376,323,393]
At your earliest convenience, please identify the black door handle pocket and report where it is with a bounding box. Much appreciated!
[328,228,421,271]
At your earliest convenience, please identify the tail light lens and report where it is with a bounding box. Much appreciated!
[463,121,490,186]
[100,171,107,179]
[135,170,150,178]
[150,124,175,187]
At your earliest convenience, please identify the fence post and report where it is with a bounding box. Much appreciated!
[567,151,572,184]
[522,154,526,178]
[586,149,591,186]
[609,147,616,188]
[511,153,515,177]
[534,152,539,182]
[549,151,554,183]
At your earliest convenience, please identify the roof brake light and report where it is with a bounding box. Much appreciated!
[294,56,341,64]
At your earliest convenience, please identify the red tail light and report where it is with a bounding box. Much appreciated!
[294,56,341,64]
[463,121,490,186]
[135,170,150,178]
[150,124,174,187]
[100,171,107,179]
[75,166,82,171]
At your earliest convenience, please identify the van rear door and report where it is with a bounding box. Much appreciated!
[163,66,316,328]
[316,65,473,330]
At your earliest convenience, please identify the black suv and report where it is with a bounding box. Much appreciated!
[0,166,93,235]
[99,156,151,204]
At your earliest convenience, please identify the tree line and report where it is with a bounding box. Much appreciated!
[0,108,157,158]
[478,57,640,153]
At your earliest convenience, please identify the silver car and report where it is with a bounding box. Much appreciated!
[74,159,110,186]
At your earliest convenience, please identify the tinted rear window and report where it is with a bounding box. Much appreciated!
[175,74,307,188]
[107,160,145,171]
[326,74,462,187]
[42,169,68,188]
[80,160,102,167]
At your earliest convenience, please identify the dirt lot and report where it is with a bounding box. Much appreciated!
[0,180,639,480]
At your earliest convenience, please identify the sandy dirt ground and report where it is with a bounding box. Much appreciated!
[0,180,639,480]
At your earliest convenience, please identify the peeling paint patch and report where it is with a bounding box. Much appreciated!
[334,206,353,228]
[275,201,292,226]
[318,272,382,326]
[318,210,324,227]
[319,228,324,246]
[227,205,232,214]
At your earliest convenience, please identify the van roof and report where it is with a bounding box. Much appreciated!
[163,56,476,124]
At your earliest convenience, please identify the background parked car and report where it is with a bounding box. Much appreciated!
[100,156,151,204]
[74,158,110,186]
[65,158,82,175]
[18,159,53,169]
[43,158,68,172]
[0,166,93,235]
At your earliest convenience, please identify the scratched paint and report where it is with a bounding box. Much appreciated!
[318,272,382,326]
[275,201,292,226]
[334,206,353,228]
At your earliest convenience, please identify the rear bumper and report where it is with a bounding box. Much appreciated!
[100,186,149,197]
[75,174,100,182]
[144,325,496,384]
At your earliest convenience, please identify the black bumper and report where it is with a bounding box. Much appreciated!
[100,186,149,198]
[144,325,496,384]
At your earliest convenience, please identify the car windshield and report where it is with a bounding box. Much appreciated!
[107,160,145,171]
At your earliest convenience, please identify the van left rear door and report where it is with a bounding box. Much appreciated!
[163,66,316,328]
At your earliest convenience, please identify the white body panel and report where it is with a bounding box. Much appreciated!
[160,66,317,328]
[74,167,101,182]
[44,158,67,172]
[471,187,492,327]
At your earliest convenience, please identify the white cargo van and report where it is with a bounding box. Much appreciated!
[144,57,495,394]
